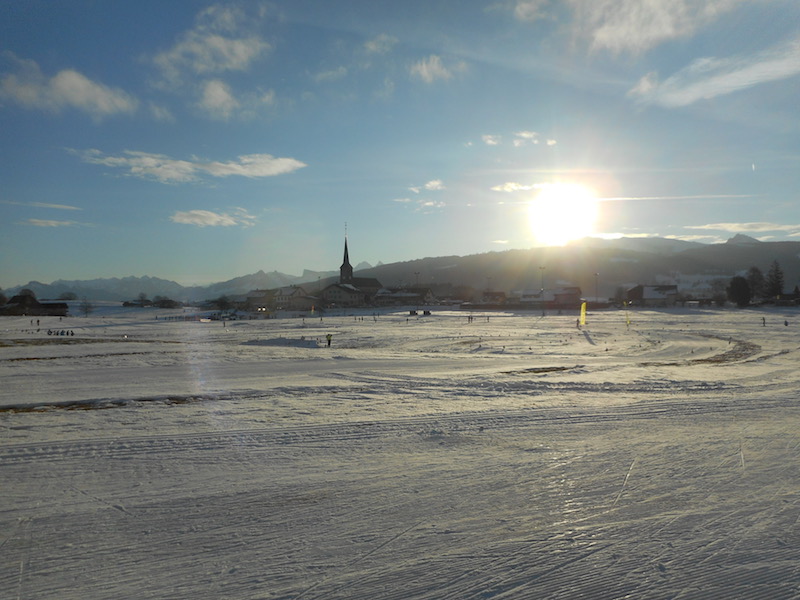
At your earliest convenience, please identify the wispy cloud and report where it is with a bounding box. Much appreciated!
[410,55,465,83]
[192,78,275,120]
[148,102,175,122]
[2,200,82,211]
[481,132,555,147]
[392,197,445,213]
[313,66,348,83]
[603,194,754,201]
[198,79,240,119]
[170,208,256,227]
[21,219,85,227]
[364,34,397,55]
[629,35,800,107]
[0,53,138,120]
[686,222,800,232]
[491,182,535,192]
[566,0,744,55]
[71,149,306,184]
[513,0,550,23]
[152,4,270,88]
[149,4,273,120]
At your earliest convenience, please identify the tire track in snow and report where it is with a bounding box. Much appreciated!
[1,395,796,464]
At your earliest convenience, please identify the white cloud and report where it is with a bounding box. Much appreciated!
[424,179,445,191]
[0,53,138,120]
[513,0,550,22]
[365,34,397,55]
[203,153,306,178]
[2,200,81,210]
[629,35,800,107]
[73,149,306,184]
[392,196,445,212]
[418,200,446,211]
[313,66,348,83]
[198,79,240,119]
[480,133,552,148]
[686,222,800,233]
[153,4,270,87]
[149,4,276,120]
[192,79,277,120]
[513,130,540,146]
[148,102,175,122]
[373,77,395,100]
[170,208,256,228]
[491,182,535,192]
[566,0,744,55]
[410,55,465,83]
[35,202,81,210]
[259,89,276,106]
[410,179,446,193]
[22,219,83,227]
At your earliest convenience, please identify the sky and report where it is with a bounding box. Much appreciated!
[2,0,800,288]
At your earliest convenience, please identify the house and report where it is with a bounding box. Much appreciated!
[321,283,367,307]
[0,293,68,317]
[510,286,582,309]
[481,291,507,305]
[273,286,316,311]
[244,289,276,313]
[626,284,679,307]
[374,287,436,306]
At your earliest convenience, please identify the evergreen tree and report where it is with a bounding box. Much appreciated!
[746,266,765,300]
[727,276,751,307]
[765,260,785,299]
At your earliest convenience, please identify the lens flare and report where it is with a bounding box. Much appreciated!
[528,183,599,245]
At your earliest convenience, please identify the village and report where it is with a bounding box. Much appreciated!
[1,237,795,318]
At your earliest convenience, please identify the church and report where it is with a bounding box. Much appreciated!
[320,238,383,307]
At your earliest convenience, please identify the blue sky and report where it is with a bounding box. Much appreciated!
[2,1,799,288]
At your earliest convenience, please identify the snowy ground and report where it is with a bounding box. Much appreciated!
[2,304,800,599]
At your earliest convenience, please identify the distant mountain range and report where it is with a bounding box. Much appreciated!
[5,235,799,302]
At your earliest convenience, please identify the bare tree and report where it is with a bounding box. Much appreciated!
[79,298,94,317]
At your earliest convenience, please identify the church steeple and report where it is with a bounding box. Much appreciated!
[340,236,353,284]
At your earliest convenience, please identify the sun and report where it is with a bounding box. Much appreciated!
[528,183,599,246]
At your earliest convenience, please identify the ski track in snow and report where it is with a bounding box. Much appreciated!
[2,306,800,599]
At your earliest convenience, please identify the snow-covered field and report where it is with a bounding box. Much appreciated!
[2,304,800,599]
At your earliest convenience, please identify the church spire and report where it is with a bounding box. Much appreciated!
[340,235,353,284]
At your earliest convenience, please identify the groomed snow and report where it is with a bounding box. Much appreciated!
[2,305,800,598]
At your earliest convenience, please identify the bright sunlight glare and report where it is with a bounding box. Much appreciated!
[528,183,599,246]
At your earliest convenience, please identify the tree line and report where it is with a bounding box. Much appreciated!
[727,260,790,307]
